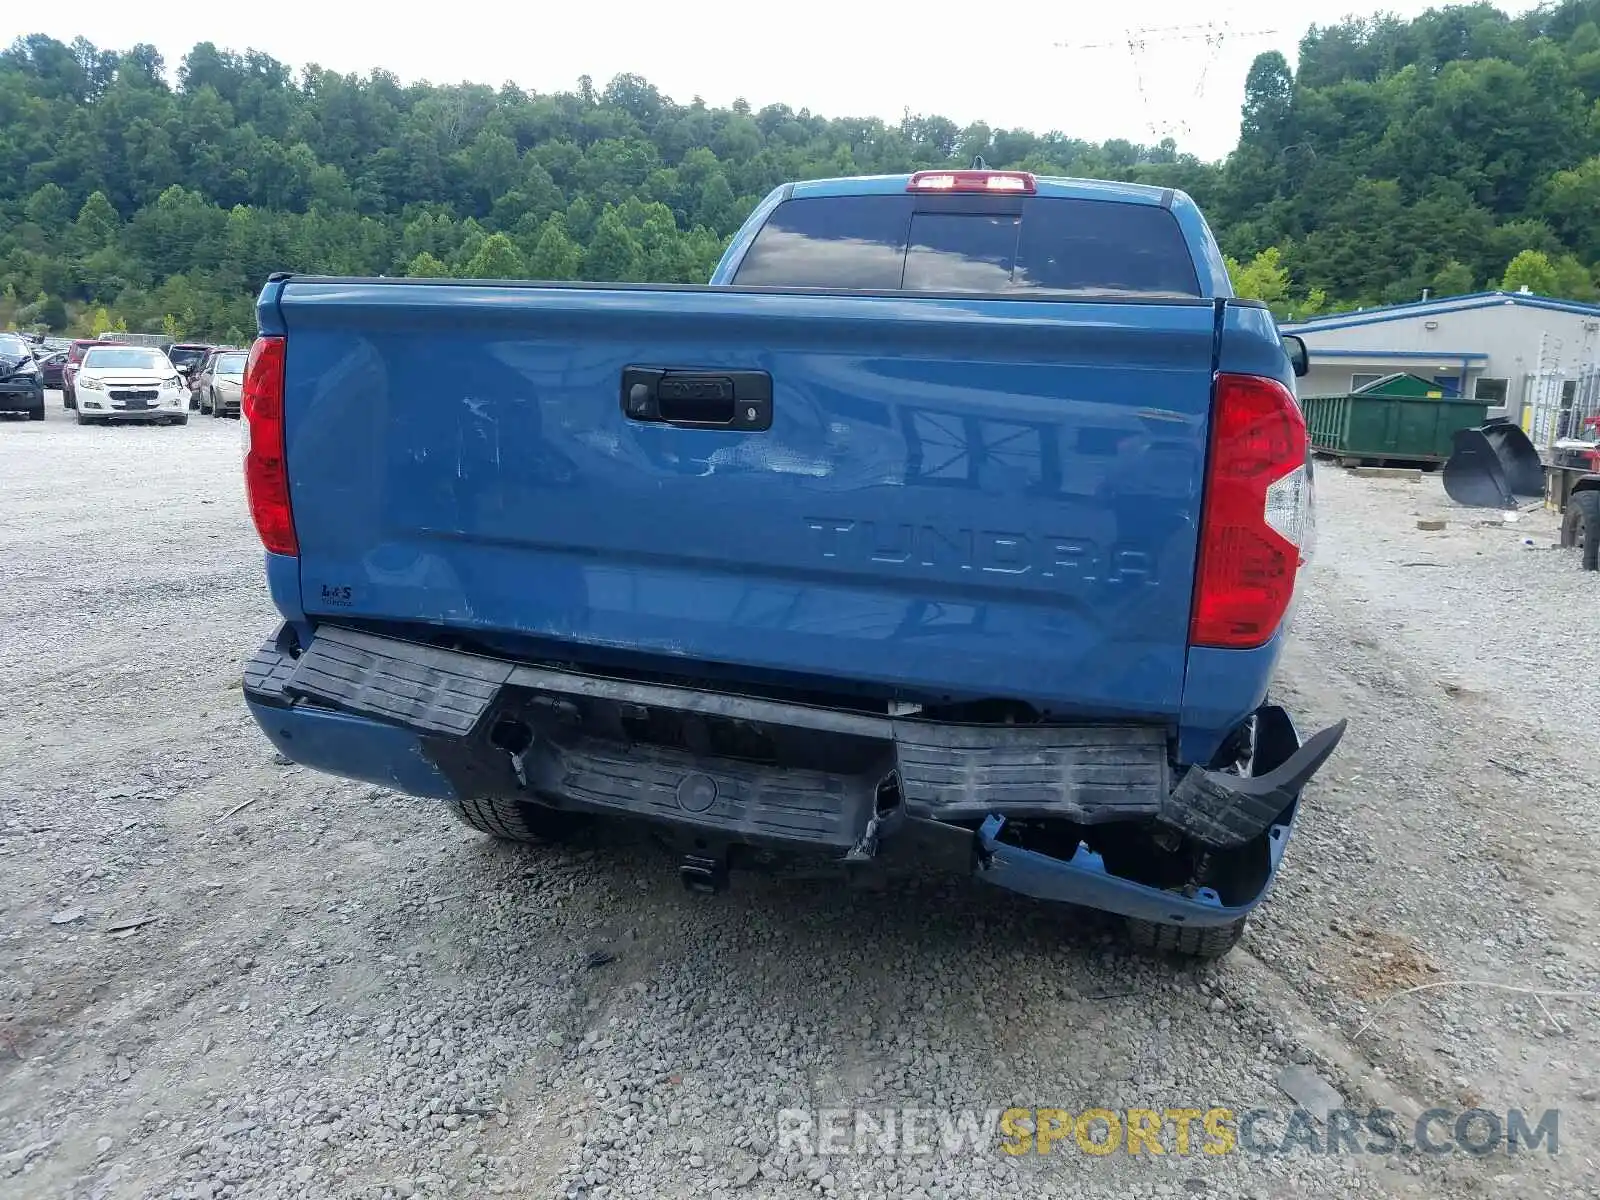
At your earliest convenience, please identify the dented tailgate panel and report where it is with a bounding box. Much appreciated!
[273,280,1218,718]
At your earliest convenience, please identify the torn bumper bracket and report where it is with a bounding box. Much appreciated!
[972,706,1345,926]
[973,815,1260,927]
[1159,713,1347,850]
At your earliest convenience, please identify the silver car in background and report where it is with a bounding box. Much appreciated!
[73,346,190,425]
[197,349,248,418]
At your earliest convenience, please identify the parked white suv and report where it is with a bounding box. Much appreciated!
[73,346,190,426]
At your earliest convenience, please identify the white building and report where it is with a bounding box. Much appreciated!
[1282,289,1600,420]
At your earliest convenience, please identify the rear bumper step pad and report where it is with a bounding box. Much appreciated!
[259,625,1340,858]
[277,625,1173,828]
[530,736,877,850]
[281,625,513,737]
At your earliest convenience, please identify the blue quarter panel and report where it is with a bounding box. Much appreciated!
[264,550,305,627]
[1177,302,1305,765]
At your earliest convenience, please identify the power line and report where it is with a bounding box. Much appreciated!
[1054,22,1278,53]
[1054,21,1278,140]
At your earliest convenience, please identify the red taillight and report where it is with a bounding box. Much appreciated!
[1190,373,1310,650]
[241,335,297,557]
[907,170,1037,195]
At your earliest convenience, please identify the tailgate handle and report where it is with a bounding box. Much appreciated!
[621,367,772,431]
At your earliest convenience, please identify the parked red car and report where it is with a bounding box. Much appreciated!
[62,339,115,409]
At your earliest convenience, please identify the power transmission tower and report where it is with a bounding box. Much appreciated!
[1055,21,1278,140]
[1054,21,1278,53]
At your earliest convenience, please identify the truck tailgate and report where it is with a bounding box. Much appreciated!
[270,281,1218,719]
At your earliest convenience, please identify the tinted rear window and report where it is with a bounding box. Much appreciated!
[733,194,1200,297]
[733,195,910,290]
[902,213,1018,292]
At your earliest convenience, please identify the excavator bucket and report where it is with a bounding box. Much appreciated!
[1443,420,1545,509]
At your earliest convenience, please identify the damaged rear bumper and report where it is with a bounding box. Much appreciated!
[244,624,1344,927]
[971,704,1342,927]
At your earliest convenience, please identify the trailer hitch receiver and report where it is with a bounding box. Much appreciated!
[680,853,730,894]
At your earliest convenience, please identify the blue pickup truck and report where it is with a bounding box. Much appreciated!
[240,169,1344,959]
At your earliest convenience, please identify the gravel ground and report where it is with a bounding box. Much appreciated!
[3,403,1600,1199]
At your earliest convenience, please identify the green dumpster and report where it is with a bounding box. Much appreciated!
[1300,373,1490,464]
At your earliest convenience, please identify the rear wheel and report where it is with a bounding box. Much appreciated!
[449,795,587,843]
[1126,916,1248,961]
[1561,489,1600,571]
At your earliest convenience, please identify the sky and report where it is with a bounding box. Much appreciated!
[5,0,1543,162]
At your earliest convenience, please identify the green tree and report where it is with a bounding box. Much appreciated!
[459,232,527,279]
[1288,287,1329,321]
[1551,253,1598,301]
[18,292,70,330]
[1225,247,1291,306]
[1240,52,1294,154]
[72,191,122,252]
[527,217,582,280]
[1542,156,1600,261]
[1431,260,1476,296]
[583,206,644,281]
[25,183,74,233]
[1501,249,1559,295]
[406,251,451,277]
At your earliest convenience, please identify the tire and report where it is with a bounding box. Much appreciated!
[74,409,91,425]
[27,407,44,421]
[449,795,586,843]
[1126,916,1248,961]
[1562,489,1600,572]
[171,414,188,426]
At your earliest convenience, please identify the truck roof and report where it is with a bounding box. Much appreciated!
[787,172,1180,207]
